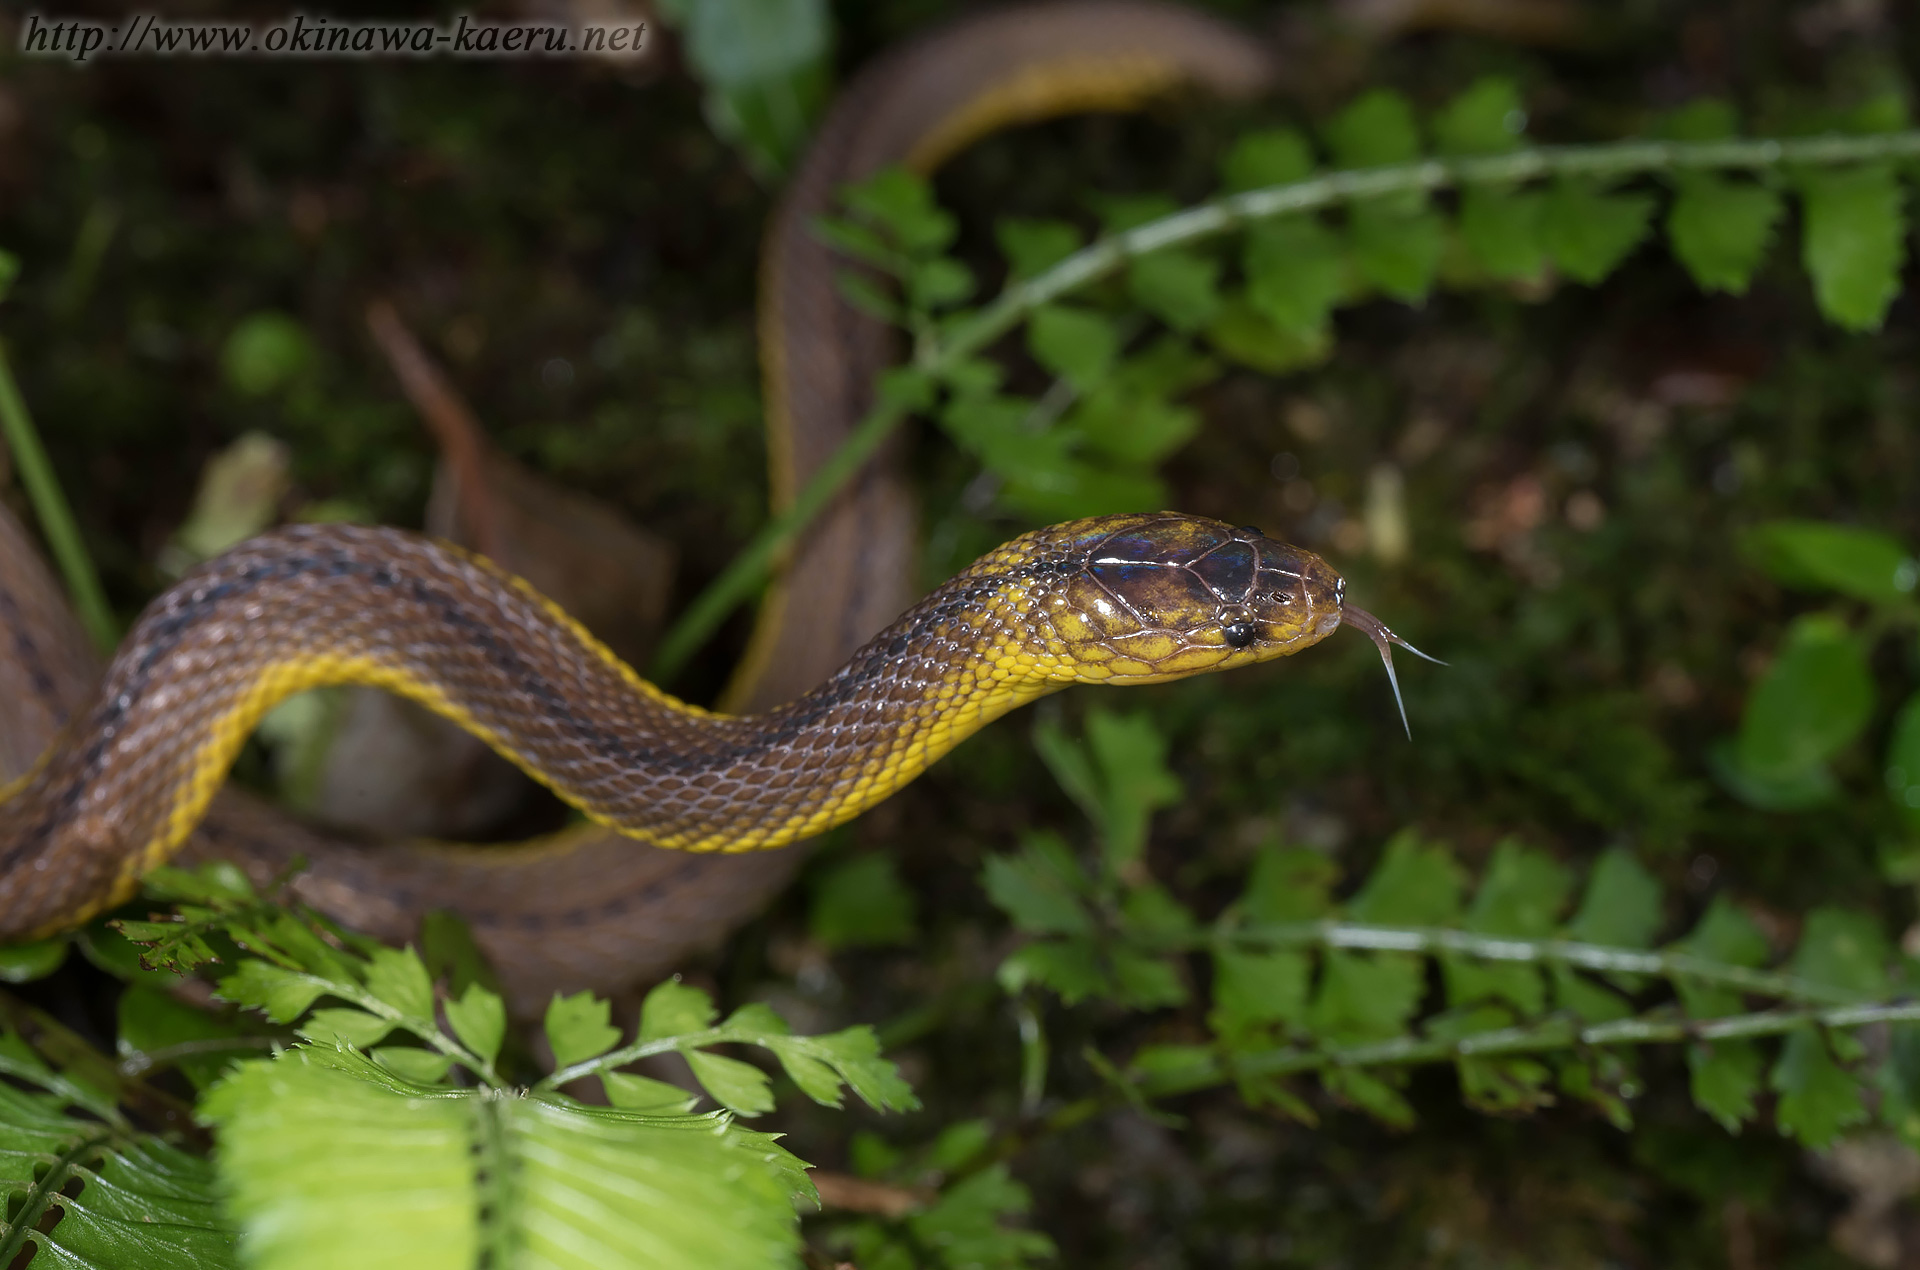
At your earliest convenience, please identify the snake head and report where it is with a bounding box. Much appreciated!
[1034,513,1346,684]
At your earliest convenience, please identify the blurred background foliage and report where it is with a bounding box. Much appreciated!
[8,0,1920,1264]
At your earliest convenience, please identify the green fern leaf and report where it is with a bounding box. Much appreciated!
[1542,179,1656,284]
[1667,173,1784,294]
[1771,1027,1868,1148]
[1798,163,1906,330]
[1458,186,1546,281]
[1688,1040,1765,1132]
[1221,127,1315,192]
[0,1014,236,1268]
[1243,217,1346,337]
[1433,77,1528,156]
[1348,205,1447,302]
[203,1046,807,1270]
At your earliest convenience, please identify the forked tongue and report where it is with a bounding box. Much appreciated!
[1341,604,1445,739]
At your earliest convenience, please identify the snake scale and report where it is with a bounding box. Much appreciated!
[0,2,1419,1013]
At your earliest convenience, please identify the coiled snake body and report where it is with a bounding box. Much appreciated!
[0,4,1412,1012]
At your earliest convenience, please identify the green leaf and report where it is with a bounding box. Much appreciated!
[1542,179,1656,284]
[1682,895,1771,966]
[1466,840,1572,936]
[444,983,505,1069]
[982,833,1095,936]
[757,1025,918,1113]
[1788,907,1890,998]
[1211,949,1311,1039]
[1456,1053,1555,1114]
[545,992,623,1069]
[1310,951,1425,1043]
[1689,1040,1765,1132]
[997,217,1084,280]
[841,167,955,255]
[1324,89,1421,168]
[1127,250,1221,332]
[1204,297,1332,373]
[1085,708,1183,868]
[1551,965,1633,1023]
[216,961,331,1025]
[1243,216,1347,336]
[1110,948,1188,1008]
[1657,99,1739,141]
[853,1165,1054,1270]
[1072,393,1199,469]
[1221,127,1315,192]
[1091,192,1180,235]
[1028,304,1120,392]
[638,978,718,1042]
[601,1071,697,1113]
[1887,692,1920,825]
[418,910,500,1001]
[222,312,313,397]
[811,214,900,269]
[1771,1027,1868,1148]
[686,1050,775,1116]
[941,392,1076,485]
[1348,205,1446,302]
[0,250,18,305]
[1735,614,1874,779]
[997,940,1107,1004]
[1675,897,1770,1019]
[0,937,67,983]
[301,1008,397,1050]
[1667,173,1783,294]
[0,1063,238,1269]
[364,946,434,1020]
[1799,163,1905,331]
[372,1046,455,1084]
[1565,848,1663,949]
[1458,186,1546,281]
[908,257,975,310]
[1320,1065,1416,1128]
[117,983,253,1092]
[1433,77,1527,156]
[203,1047,804,1269]
[1744,519,1919,604]
[1239,846,1338,923]
[835,270,903,323]
[1347,830,1466,926]
[1445,841,1571,1013]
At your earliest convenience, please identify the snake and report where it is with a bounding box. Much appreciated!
[0,2,1424,1012]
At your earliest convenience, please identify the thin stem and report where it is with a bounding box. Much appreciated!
[0,339,116,651]
[536,1024,740,1092]
[1136,999,1920,1098]
[654,128,1920,673]
[1203,920,1867,1005]
[648,401,906,684]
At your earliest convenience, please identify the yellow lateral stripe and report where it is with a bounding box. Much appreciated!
[904,58,1186,173]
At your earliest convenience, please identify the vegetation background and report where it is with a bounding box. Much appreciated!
[6,0,1920,1265]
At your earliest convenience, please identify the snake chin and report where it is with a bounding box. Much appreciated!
[1022,512,1347,685]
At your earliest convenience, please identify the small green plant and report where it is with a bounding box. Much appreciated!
[0,862,919,1269]
[1717,520,1920,844]
[974,707,1920,1149]
[656,76,1920,674]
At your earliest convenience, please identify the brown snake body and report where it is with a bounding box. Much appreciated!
[0,3,1301,1012]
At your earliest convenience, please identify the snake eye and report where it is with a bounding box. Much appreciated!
[1222,621,1257,649]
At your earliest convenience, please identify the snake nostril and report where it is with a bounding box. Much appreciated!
[1222,621,1256,649]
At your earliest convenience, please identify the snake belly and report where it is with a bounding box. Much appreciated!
[0,2,1274,1012]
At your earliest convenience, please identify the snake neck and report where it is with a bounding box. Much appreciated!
[0,524,1066,934]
